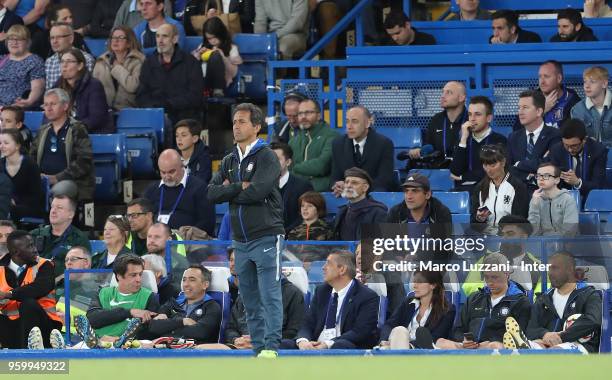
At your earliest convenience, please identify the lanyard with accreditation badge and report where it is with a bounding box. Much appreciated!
[157,177,187,224]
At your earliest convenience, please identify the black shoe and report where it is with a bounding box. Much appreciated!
[415,327,434,349]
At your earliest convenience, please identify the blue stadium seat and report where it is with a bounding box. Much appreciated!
[569,189,581,210]
[366,282,387,329]
[89,240,106,254]
[321,192,348,218]
[585,190,612,232]
[451,213,471,235]
[204,266,232,343]
[90,133,128,202]
[308,260,326,284]
[377,127,421,171]
[408,169,453,191]
[84,38,107,58]
[579,212,600,235]
[183,36,201,54]
[116,108,164,178]
[370,192,403,210]
[18,176,49,226]
[24,111,44,135]
[433,191,470,214]
[493,126,512,138]
[232,33,277,102]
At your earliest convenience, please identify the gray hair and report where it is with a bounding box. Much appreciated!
[330,250,357,279]
[233,103,263,127]
[44,88,71,105]
[484,252,511,273]
[141,254,167,277]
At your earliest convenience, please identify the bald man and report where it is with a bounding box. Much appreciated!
[143,149,215,234]
[136,23,203,127]
[407,81,467,168]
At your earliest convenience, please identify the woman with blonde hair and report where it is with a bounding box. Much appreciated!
[0,24,45,108]
[93,26,145,110]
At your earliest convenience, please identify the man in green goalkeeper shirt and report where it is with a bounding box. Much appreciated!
[75,254,159,348]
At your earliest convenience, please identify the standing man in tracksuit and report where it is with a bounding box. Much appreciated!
[208,103,285,358]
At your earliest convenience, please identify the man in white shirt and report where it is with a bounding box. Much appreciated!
[284,251,379,349]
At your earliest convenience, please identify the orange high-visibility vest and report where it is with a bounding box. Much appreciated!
[0,258,62,324]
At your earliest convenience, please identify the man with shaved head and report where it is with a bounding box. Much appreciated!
[406,81,467,168]
[136,23,203,127]
[144,149,214,234]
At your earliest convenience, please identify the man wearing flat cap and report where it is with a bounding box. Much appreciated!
[333,167,388,241]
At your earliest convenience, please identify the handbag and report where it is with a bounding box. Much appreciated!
[190,0,241,36]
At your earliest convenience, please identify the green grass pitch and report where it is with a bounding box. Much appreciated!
[7,355,612,380]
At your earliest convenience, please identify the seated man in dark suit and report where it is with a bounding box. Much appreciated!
[548,119,607,199]
[270,142,313,232]
[144,149,215,235]
[489,10,542,44]
[507,90,562,191]
[450,96,507,191]
[282,251,379,349]
[0,2,23,55]
[331,105,395,194]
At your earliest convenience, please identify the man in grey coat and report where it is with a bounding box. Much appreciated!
[254,0,308,60]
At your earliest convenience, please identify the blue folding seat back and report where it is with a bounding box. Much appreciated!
[569,189,580,210]
[84,38,107,58]
[370,192,403,210]
[205,266,232,343]
[432,191,470,214]
[579,212,600,235]
[451,213,471,235]
[116,108,164,178]
[308,260,326,284]
[183,36,201,54]
[216,203,229,226]
[321,192,348,218]
[91,134,127,202]
[18,176,49,225]
[89,240,106,254]
[408,169,453,191]
[366,282,387,329]
[24,111,44,135]
[493,126,512,138]
[377,127,421,171]
[232,33,277,102]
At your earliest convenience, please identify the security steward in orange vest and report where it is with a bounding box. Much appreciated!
[0,231,62,348]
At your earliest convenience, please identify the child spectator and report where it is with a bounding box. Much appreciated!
[528,162,579,236]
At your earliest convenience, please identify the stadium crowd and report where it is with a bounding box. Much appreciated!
[0,0,608,357]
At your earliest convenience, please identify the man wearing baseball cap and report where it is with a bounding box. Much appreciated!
[387,173,453,260]
[333,167,387,241]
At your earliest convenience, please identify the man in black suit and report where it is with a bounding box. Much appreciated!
[490,10,541,44]
[507,90,562,191]
[331,105,395,194]
[281,251,379,349]
[270,142,313,232]
[0,3,24,55]
[548,119,607,199]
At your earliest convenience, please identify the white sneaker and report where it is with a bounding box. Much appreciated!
[27,327,44,349]
[50,329,65,349]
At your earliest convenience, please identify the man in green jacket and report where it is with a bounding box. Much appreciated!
[289,99,339,192]
[30,195,91,280]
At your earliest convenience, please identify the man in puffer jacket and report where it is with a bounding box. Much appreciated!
[528,162,578,236]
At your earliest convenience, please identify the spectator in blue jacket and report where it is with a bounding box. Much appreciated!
[175,119,212,185]
[132,0,186,56]
[571,66,612,147]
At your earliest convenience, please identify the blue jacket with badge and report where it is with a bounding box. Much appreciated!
[148,292,221,343]
[207,139,285,242]
[453,281,531,343]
